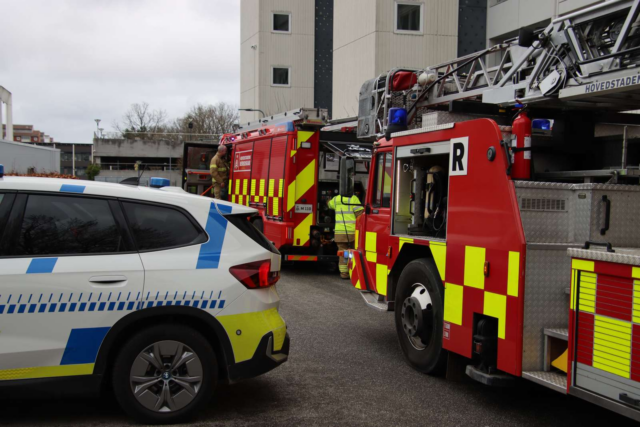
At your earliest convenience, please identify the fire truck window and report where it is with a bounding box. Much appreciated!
[272,67,290,86]
[373,154,384,207]
[273,13,290,33]
[396,2,422,33]
[382,153,393,208]
[372,153,392,208]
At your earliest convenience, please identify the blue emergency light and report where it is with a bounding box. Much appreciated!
[149,177,170,188]
[0,164,3,178]
[388,108,408,126]
[532,119,552,130]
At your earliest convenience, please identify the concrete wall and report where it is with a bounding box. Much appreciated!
[240,0,315,123]
[332,0,459,120]
[0,139,60,174]
[93,138,182,159]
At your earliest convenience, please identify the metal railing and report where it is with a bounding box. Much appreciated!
[97,163,180,172]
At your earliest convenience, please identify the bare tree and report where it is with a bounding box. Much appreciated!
[171,102,239,141]
[113,102,168,139]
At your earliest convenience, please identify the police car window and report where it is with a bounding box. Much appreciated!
[13,195,122,256]
[122,202,205,251]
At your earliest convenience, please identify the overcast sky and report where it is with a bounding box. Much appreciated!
[0,0,240,142]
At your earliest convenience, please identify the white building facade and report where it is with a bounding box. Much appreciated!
[240,0,487,122]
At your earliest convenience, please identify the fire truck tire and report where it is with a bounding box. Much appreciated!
[252,218,264,233]
[112,323,217,424]
[394,258,447,375]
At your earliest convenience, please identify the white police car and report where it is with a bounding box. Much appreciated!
[0,166,288,424]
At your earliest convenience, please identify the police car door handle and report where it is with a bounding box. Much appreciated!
[89,275,128,285]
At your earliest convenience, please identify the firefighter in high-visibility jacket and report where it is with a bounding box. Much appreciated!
[210,144,229,199]
[328,193,364,279]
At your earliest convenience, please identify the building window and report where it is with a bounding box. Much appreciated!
[272,13,291,33]
[272,67,291,87]
[395,2,423,34]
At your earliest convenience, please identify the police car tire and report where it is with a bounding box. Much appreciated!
[394,258,447,375]
[112,324,217,424]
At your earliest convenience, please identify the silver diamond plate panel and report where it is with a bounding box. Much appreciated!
[522,246,572,371]
[590,189,640,247]
[544,328,569,340]
[515,182,640,247]
[515,186,578,243]
[514,181,640,192]
[568,247,640,266]
[522,371,567,393]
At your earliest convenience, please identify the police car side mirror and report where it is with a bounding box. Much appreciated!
[339,157,355,198]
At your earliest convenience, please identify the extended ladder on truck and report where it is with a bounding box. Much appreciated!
[220,108,371,267]
[339,0,640,421]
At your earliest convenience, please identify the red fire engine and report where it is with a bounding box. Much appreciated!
[219,108,371,265]
[339,0,640,420]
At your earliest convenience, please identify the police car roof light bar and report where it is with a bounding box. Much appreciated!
[150,177,171,188]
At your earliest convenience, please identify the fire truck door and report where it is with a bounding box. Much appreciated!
[364,152,393,296]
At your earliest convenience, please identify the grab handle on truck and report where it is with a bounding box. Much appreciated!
[619,393,640,407]
[582,240,615,253]
[500,140,513,176]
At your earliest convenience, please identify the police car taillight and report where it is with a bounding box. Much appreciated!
[229,260,280,289]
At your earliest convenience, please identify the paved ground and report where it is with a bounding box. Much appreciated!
[1,265,637,426]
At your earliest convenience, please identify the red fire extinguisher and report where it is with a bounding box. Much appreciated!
[511,109,532,179]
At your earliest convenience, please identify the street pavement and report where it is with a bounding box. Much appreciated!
[0,265,637,426]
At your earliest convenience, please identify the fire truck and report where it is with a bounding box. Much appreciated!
[339,0,640,420]
[218,108,371,265]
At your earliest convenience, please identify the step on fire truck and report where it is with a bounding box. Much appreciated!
[216,108,371,266]
[338,0,640,421]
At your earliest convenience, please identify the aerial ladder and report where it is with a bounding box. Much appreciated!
[358,0,640,143]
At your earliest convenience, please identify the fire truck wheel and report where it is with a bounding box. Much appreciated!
[394,258,447,375]
[253,218,264,233]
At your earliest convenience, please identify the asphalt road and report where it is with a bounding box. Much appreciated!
[1,265,637,426]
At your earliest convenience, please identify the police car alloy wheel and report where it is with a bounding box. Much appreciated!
[113,324,217,424]
[130,340,204,412]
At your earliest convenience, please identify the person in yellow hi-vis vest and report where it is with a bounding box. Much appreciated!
[328,193,364,279]
[210,145,229,199]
